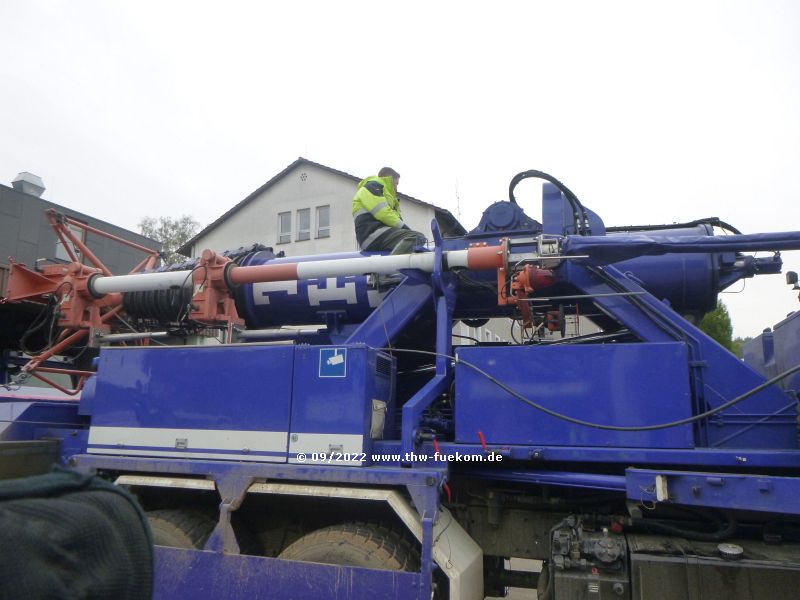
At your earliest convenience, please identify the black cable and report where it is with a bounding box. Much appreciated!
[46,298,59,349]
[19,281,76,356]
[452,333,481,344]
[65,341,91,364]
[378,347,800,431]
[508,170,590,235]
[536,330,634,346]
[451,269,497,293]
[20,297,58,354]
[176,265,207,323]
[606,217,743,235]
[635,512,737,542]
[510,319,522,344]
[114,314,168,346]
[115,314,141,334]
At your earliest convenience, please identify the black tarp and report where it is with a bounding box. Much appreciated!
[0,467,153,600]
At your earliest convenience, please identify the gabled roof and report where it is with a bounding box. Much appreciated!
[178,157,465,255]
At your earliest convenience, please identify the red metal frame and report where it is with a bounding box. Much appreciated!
[509,265,556,327]
[495,238,556,329]
[47,210,163,276]
[4,211,161,394]
[189,250,244,341]
[3,211,190,393]
[59,212,162,257]
[29,367,95,397]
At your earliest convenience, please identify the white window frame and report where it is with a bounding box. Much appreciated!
[316,205,331,238]
[278,212,291,244]
[296,208,311,241]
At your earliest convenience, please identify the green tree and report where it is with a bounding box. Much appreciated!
[698,300,734,352]
[139,215,200,265]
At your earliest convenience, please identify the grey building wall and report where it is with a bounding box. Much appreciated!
[0,182,161,361]
[0,183,160,290]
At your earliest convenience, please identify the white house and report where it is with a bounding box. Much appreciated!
[179,157,464,258]
[179,158,556,344]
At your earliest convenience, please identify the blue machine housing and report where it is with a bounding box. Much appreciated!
[34,184,800,498]
[229,187,777,332]
[745,310,800,393]
[81,344,395,466]
[455,343,695,448]
[288,345,396,465]
[611,225,719,316]
[5,175,800,600]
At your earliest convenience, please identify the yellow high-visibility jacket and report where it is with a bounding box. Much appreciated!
[352,175,408,249]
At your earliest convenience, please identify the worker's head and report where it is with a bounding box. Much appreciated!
[378,167,400,191]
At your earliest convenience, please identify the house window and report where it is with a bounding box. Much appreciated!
[55,222,85,262]
[316,205,330,238]
[278,212,291,244]
[297,208,310,241]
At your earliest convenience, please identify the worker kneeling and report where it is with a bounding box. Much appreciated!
[352,167,427,254]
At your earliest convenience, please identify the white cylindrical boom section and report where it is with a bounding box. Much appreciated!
[295,253,438,280]
[446,250,470,269]
[237,328,323,340]
[228,251,482,285]
[91,270,193,295]
[96,331,169,342]
[88,245,503,295]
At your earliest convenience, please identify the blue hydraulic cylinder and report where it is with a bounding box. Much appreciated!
[233,250,385,328]
[612,225,719,315]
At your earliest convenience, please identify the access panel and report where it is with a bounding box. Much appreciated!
[455,343,694,448]
[84,344,294,462]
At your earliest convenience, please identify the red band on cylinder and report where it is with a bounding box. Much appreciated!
[228,263,300,285]
[466,245,504,271]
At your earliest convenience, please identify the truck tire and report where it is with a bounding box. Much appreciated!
[147,509,215,549]
[278,522,419,571]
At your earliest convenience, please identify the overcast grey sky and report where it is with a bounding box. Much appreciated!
[1,1,798,337]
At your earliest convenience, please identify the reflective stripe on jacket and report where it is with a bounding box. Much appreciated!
[352,175,407,249]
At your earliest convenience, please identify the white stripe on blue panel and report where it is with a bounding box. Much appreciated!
[88,426,288,453]
[87,448,285,462]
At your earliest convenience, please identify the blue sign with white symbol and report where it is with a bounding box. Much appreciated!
[319,348,347,378]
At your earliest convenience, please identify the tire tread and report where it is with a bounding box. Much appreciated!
[279,521,419,571]
[147,509,215,549]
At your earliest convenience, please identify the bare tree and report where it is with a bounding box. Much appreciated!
[138,215,200,265]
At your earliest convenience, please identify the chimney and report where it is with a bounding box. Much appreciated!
[11,172,46,197]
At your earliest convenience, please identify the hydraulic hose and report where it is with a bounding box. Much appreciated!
[382,347,800,432]
[508,170,590,235]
